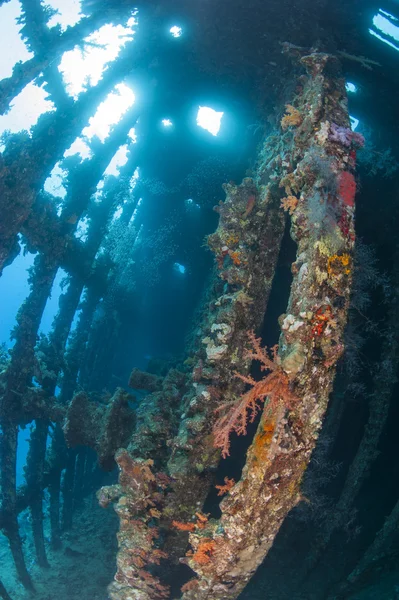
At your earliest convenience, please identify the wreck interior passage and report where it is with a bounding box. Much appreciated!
[0,0,399,599]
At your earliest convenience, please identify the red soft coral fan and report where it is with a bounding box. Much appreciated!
[338,171,356,207]
[213,332,297,457]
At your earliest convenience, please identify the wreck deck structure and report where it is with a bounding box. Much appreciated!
[0,1,398,599]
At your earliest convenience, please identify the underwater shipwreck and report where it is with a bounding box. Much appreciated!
[0,0,399,599]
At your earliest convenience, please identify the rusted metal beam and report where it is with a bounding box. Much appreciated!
[0,5,134,115]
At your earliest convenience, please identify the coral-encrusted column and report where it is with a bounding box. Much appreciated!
[100,134,287,600]
[164,157,286,537]
[180,52,359,599]
[98,450,171,600]
[24,419,49,568]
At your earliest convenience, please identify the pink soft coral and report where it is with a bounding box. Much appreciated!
[213,332,297,457]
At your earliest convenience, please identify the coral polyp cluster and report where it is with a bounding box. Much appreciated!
[281,104,303,129]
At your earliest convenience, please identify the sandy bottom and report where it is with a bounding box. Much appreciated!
[0,494,118,600]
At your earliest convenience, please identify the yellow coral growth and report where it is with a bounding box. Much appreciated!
[281,104,302,130]
[224,233,239,247]
[280,195,298,215]
[251,417,276,464]
[327,253,351,278]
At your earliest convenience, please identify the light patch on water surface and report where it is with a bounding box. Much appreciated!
[345,82,357,93]
[44,163,67,199]
[45,138,93,200]
[162,118,173,127]
[170,26,182,38]
[130,199,143,224]
[39,268,68,335]
[92,178,105,203]
[111,206,124,223]
[82,83,135,142]
[350,116,360,131]
[0,246,35,348]
[64,137,93,160]
[59,20,136,98]
[374,10,399,39]
[370,9,399,51]
[46,0,83,31]
[130,168,140,190]
[17,426,31,486]
[104,144,129,176]
[0,82,55,138]
[174,262,186,275]
[128,127,137,143]
[0,0,33,79]
[196,106,223,136]
[75,216,90,242]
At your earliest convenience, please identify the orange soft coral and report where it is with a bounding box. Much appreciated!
[215,477,235,496]
[172,520,196,532]
[192,539,216,565]
[172,512,208,532]
[229,250,241,265]
[281,104,302,130]
[280,195,298,215]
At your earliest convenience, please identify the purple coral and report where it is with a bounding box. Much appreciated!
[329,123,365,148]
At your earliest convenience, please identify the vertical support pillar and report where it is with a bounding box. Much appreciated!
[61,448,77,531]
[73,447,87,505]
[47,424,66,550]
[0,423,34,591]
[60,287,100,403]
[24,419,49,568]
[49,472,62,550]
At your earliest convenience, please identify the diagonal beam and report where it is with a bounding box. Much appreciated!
[0,34,140,273]
[0,422,35,591]
[0,5,134,115]
[0,579,12,600]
